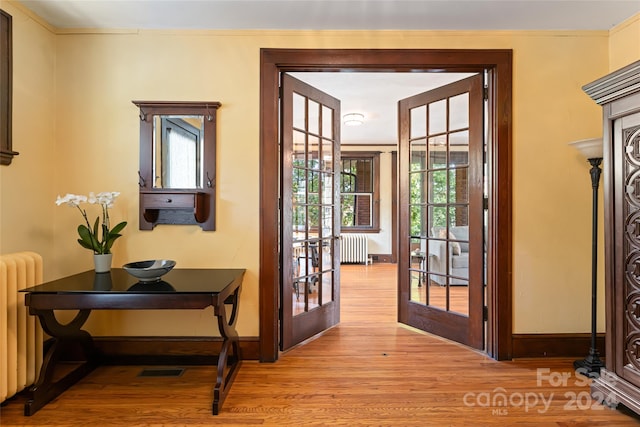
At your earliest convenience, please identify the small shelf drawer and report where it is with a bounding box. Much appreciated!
[140,191,209,229]
[142,193,195,209]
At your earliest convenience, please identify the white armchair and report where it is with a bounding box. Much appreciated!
[428,226,469,286]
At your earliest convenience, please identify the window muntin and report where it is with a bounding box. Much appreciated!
[340,152,380,232]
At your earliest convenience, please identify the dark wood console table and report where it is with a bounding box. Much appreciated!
[20,267,245,416]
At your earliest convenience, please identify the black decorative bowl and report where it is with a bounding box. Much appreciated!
[123,259,176,282]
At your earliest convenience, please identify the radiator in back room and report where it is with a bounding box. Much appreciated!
[339,234,370,264]
[0,251,44,403]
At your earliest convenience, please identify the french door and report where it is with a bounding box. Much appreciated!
[280,74,341,351]
[398,74,485,350]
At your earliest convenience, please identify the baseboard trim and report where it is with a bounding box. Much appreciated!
[370,253,393,263]
[92,334,602,361]
[512,333,605,359]
[93,336,260,361]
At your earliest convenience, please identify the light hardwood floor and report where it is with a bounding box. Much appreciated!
[2,263,640,426]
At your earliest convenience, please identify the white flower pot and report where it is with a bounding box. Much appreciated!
[94,253,113,273]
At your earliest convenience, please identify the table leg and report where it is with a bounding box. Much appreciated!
[24,309,99,416]
[411,255,426,287]
[211,287,242,415]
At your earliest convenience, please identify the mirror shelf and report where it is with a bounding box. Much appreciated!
[133,101,220,231]
[141,189,208,225]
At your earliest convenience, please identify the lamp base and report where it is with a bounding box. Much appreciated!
[574,348,604,378]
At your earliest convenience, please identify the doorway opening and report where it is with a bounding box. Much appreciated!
[260,49,513,362]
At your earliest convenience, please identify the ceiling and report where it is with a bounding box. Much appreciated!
[16,1,640,31]
[16,0,640,145]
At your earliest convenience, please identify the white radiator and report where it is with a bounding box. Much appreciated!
[0,252,44,403]
[340,234,370,264]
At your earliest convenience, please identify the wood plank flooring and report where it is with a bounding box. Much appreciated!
[2,263,640,426]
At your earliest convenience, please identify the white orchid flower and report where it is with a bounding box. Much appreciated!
[55,193,87,207]
[54,191,127,255]
[89,191,120,206]
[85,192,118,206]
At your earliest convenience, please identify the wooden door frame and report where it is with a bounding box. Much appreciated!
[259,48,513,362]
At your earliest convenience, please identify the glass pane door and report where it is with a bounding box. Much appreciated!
[281,73,341,351]
[292,96,335,314]
[399,73,484,350]
[409,94,470,315]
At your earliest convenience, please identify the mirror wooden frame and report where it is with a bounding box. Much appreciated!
[133,101,220,231]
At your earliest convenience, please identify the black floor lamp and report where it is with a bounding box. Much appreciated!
[569,137,604,377]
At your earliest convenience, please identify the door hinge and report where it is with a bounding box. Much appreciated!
[483,197,489,210]
[483,86,489,100]
[483,305,489,321]
[279,85,283,99]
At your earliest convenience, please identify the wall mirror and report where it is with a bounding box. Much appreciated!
[152,114,204,189]
[133,101,220,231]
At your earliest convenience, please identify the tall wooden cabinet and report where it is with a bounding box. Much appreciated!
[584,60,640,414]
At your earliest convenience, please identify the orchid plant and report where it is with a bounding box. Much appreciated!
[55,192,127,255]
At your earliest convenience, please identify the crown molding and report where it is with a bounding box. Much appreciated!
[583,60,640,105]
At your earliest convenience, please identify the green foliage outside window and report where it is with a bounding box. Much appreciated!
[409,161,455,237]
[293,159,322,229]
[341,194,355,226]
[340,158,373,228]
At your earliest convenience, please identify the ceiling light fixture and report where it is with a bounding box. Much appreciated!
[343,113,364,126]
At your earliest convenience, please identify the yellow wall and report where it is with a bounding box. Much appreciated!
[609,13,640,71]
[5,1,639,339]
[0,2,57,267]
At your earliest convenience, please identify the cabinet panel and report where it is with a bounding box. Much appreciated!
[619,114,640,388]
[612,92,640,118]
[585,60,640,416]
